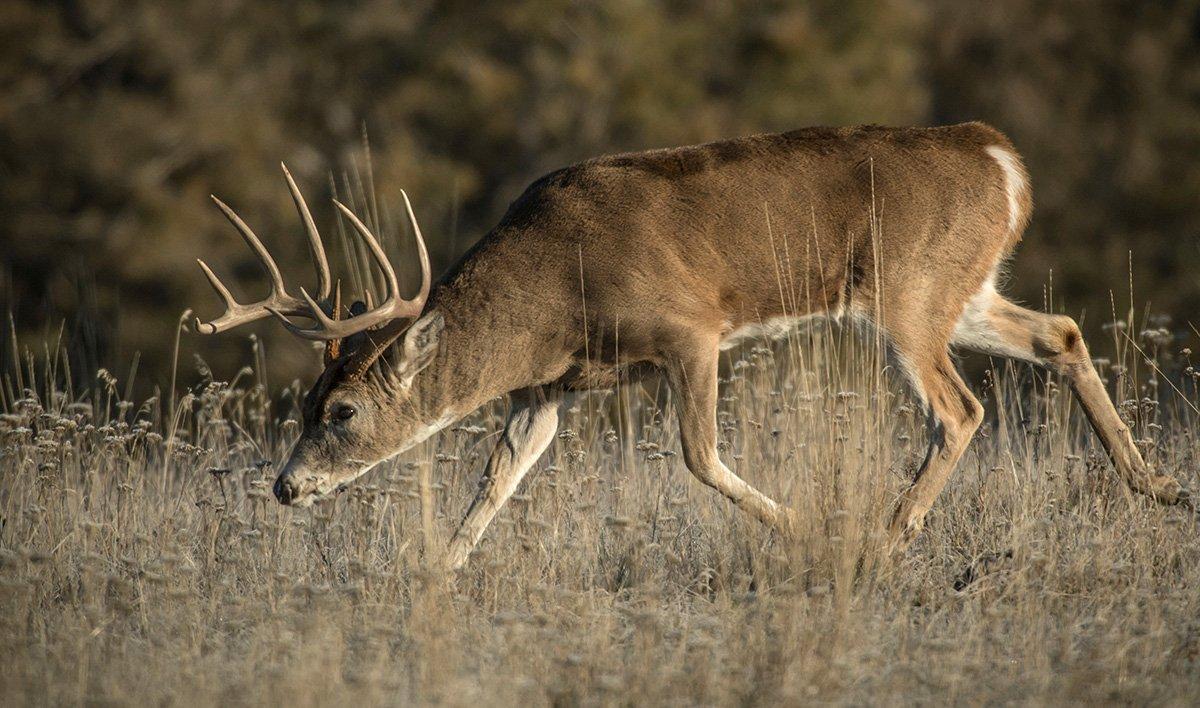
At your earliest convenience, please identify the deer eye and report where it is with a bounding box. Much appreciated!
[333,404,356,421]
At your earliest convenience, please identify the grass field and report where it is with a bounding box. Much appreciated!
[1,312,1198,705]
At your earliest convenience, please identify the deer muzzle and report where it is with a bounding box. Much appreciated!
[272,457,323,506]
[273,473,301,505]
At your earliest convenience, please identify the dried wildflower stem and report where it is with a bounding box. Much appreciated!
[168,309,191,428]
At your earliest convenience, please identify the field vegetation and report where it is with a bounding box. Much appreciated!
[2,302,1198,705]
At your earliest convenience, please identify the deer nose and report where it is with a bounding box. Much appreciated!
[274,474,298,505]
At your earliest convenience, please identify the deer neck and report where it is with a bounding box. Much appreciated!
[402,297,541,426]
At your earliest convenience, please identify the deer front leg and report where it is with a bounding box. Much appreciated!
[444,389,560,570]
[665,338,799,532]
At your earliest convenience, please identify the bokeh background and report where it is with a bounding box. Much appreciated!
[3,0,1199,389]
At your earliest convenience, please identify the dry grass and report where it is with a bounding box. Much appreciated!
[1,314,1198,706]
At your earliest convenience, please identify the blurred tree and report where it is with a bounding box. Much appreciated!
[926,0,1200,326]
[7,0,1198,391]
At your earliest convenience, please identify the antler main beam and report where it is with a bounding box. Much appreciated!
[193,166,431,342]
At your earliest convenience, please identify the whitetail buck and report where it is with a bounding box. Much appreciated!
[194,124,1187,569]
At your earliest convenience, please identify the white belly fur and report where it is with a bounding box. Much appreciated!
[719,314,823,351]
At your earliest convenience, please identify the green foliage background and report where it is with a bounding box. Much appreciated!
[3,0,1199,386]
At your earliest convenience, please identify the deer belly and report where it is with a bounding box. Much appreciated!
[719,314,824,351]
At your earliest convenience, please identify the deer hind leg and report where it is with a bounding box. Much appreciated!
[887,345,985,555]
[952,286,1188,504]
[665,337,799,533]
[445,388,560,571]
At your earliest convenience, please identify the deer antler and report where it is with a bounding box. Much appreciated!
[194,165,332,334]
[194,166,431,346]
[267,191,431,341]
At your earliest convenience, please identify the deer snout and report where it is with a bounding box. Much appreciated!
[273,462,326,506]
[273,473,300,505]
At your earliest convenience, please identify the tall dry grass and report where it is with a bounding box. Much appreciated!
[1,305,1198,706]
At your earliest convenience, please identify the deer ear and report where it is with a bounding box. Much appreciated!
[399,311,444,380]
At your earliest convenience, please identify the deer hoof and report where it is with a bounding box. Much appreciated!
[1171,482,1192,510]
[1146,475,1189,506]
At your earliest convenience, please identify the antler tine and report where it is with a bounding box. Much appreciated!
[324,281,343,364]
[333,200,404,308]
[401,190,433,307]
[196,259,237,310]
[281,163,332,300]
[210,196,289,298]
[193,259,241,334]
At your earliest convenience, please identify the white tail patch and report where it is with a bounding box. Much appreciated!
[985,145,1027,234]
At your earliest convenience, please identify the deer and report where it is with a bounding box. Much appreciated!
[192,123,1188,571]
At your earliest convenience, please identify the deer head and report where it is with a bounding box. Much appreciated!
[193,165,441,506]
